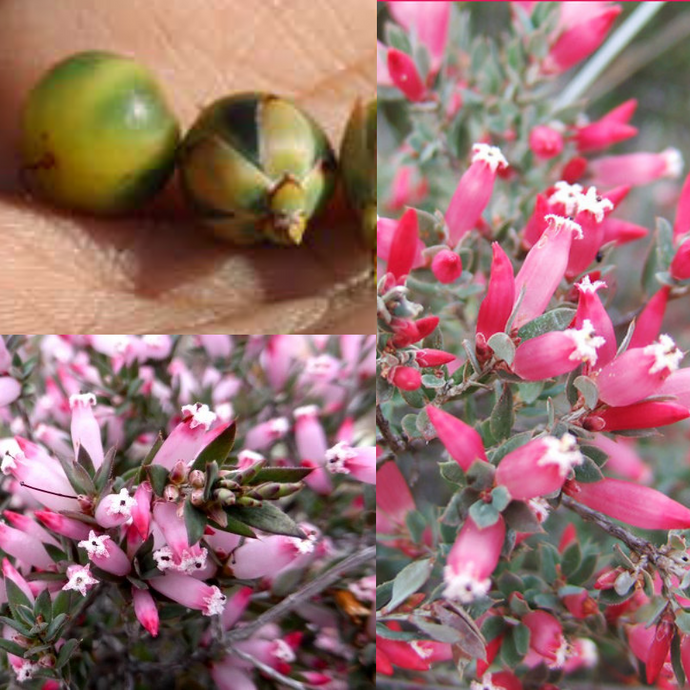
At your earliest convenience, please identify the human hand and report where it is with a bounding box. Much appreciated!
[0,0,374,333]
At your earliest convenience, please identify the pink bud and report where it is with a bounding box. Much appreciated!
[446,144,508,245]
[671,239,690,280]
[529,125,564,159]
[148,572,225,616]
[34,510,91,541]
[646,618,673,684]
[221,586,253,632]
[387,209,420,284]
[513,215,582,328]
[377,216,425,268]
[388,166,428,211]
[3,510,59,548]
[597,335,682,406]
[628,286,670,349]
[573,277,616,368]
[545,6,622,73]
[495,434,583,500]
[69,393,104,469]
[476,242,515,340]
[597,400,690,432]
[601,217,649,246]
[431,249,462,284]
[390,366,422,391]
[392,315,439,348]
[513,319,606,381]
[0,523,52,569]
[575,99,638,152]
[426,405,487,471]
[387,48,426,102]
[132,588,159,637]
[590,148,683,188]
[444,516,504,603]
[376,462,415,529]
[294,406,332,495]
[415,349,456,367]
[522,193,550,248]
[131,482,153,540]
[565,477,690,529]
[523,610,569,669]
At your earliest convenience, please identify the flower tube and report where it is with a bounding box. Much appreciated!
[628,286,670,349]
[574,99,638,152]
[148,571,226,616]
[573,277,616,367]
[595,400,690,432]
[476,242,515,341]
[152,403,217,469]
[522,610,570,669]
[590,148,683,188]
[132,588,159,637]
[426,405,487,470]
[69,393,104,468]
[325,443,375,484]
[386,208,420,284]
[78,530,131,576]
[387,48,426,102]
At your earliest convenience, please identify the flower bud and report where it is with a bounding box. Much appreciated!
[426,405,487,471]
[595,400,690,432]
[189,470,206,488]
[431,249,462,284]
[387,209,420,285]
[387,48,426,102]
[575,99,638,152]
[628,286,670,349]
[476,242,515,339]
[529,125,564,159]
[415,349,456,368]
[169,460,189,485]
[163,485,180,502]
[646,618,673,684]
[236,496,262,508]
[390,366,422,391]
[216,489,236,506]
[190,489,206,507]
[671,239,690,281]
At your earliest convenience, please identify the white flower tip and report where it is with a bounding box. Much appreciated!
[269,417,290,435]
[153,546,175,571]
[527,497,551,523]
[548,180,584,216]
[294,405,319,419]
[69,392,97,409]
[539,433,584,476]
[471,143,508,173]
[203,586,227,616]
[442,566,491,603]
[576,275,607,294]
[78,530,110,558]
[105,488,136,517]
[576,187,614,223]
[566,319,606,365]
[663,148,684,178]
[238,449,265,464]
[644,334,683,374]
[410,640,434,660]
[181,403,217,430]
[63,564,98,596]
[325,442,358,475]
[545,214,583,240]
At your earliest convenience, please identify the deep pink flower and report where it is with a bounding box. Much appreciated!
[513,319,605,381]
[377,216,425,268]
[3,510,59,548]
[596,334,682,406]
[573,277,616,368]
[444,516,505,603]
[387,209,420,284]
[35,509,91,541]
[601,217,649,246]
[671,239,690,280]
[523,610,570,669]
[390,366,422,391]
[431,249,462,284]
[595,400,690,432]
[565,477,690,529]
[575,99,638,152]
[376,462,415,531]
[646,618,673,684]
[530,125,564,159]
[495,434,583,500]
[628,286,670,349]
[674,171,690,240]
[446,143,508,245]
[426,405,487,471]
[590,148,682,188]
[476,242,515,340]
[130,482,153,540]
[387,48,426,102]
[415,349,456,367]
[133,588,159,637]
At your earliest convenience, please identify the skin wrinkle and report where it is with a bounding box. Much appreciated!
[0,0,374,333]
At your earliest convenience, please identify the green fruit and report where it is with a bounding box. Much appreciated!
[178,93,337,246]
[21,51,180,214]
[340,99,376,250]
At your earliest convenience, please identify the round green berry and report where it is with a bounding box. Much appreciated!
[21,51,180,214]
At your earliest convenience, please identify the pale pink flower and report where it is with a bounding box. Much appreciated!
[148,572,226,616]
[132,588,159,637]
[62,564,98,597]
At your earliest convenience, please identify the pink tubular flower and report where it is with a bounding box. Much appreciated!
[573,277,616,367]
[671,239,690,280]
[222,586,253,631]
[0,378,20,407]
[495,434,583,500]
[69,393,104,468]
[244,416,289,451]
[388,2,450,76]
[589,435,652,483]
[657,368,690,410]
[544,5,621,74]
[387,48,426,102]
[376,462,415,531]
[132,588,159,637]
[294,405,332,495]
[198,335,232,360]
[476,242,515,340]
[130,482,153,540]
[513,319,606,381]
[674,171,690,240]
[3,510,59,548]
[443,516,505,603]
[390,366,422,391]
[431,249,462,284]
[523,610,570,669]
[564,478,690,529]
[95,488,136,529]
[596,334,682,406]
[325,443,375,484]
[590,148,683,188]
[3,559,34,603]
[426,405,487,471]
[0,522,52,569]
[34,509,91,541]
[415,349,456,367]
[513,215,582,328]
[387,165,428,211]
[152,501,207,574]
[152,403,217,469]
[386,209,420,284]
[446,143,508,245]
[575,99,638,152]
[78,530,131,576]
[529,125,563,159]
[62,564,98,597]
[228,534,313,579]
[601,217,649,246]
[628,286,670,349]
[148,571,226,616]
[392,315,439,348]
[377,216,425,268]
[646,618,673,684]
[595,400,690,432]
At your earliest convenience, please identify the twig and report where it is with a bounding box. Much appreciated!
[376,405,405,453]
[230,647,307,690]
[225,545,375,643]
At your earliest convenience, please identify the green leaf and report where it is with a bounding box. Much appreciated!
[513,623,531,656]
[141,433,164,468]
[33,588,52,625]
[676,611,690,635]
[226,503,304,538]
[0,638,28,657]
[386,559,432,612]
[51,590,72,619]
[540,543,560,582]
[56,638,80,669]
[377,371,394,404]
[249,467,313,484]
[487,332,516,365]
[375,623,420,641]
[561,542,582,579]
[56,454,94,496]
[204,461,219,502]
[376,581,393,611]
[439,461,465,485]
[581,445,608,467]
[0,616,31,637]
[501,626,525,666]
[570,552,598,586]
[183,502,207,546]
[401,387,426,409]
[76,444,96,477]
[481,615,506,642]
[401,414,423,441]
[415,408,436,441]
[490,384,514,442]
[517,381,543,405]
[491,431,533,463]
[469,500,500,528]
[45,613,69,642]
[405,511,427,544]
[421,374,444,389]
[191,421,237,471]
[94,446,117,493]
[517,308,576,341]
[491,485,511,512]
[147,465,169,497]
[503,500,543,533]
[574,455,605,483]
[210,514,256,539]
[6,579,34,623]
[574,376,599,409]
